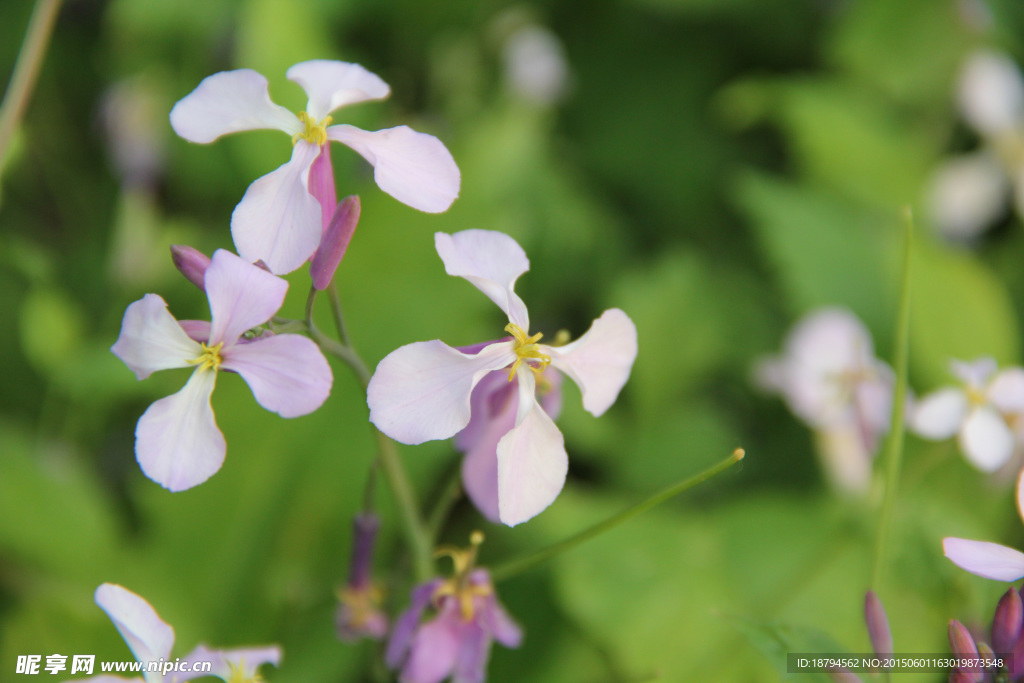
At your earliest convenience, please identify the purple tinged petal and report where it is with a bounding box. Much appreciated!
[387,580,445,669]
[311,195,360,291]
[452,621,491,683]
[94,584,175,666]
[205,250,288,347]
[170,245,211,291]
[461,377,518,523]
[180,643,282,681]
[401,606,462,683]
[943,537,1024,581]
[496,371,568,526]
[864,591,892,657]
[111,294,201,380]
[221,334,331,418]
[170,69,301,142]
[989,367,1024,413]
[952,357,998,389]
[959,405,1015,472]
[286,60,390,120]
[230,141,322,275]
[177,320,211,344]
[546,308,637,417]
[992,588,1023,655]
[307,144,337,233]
[456,370,515,454]
[328,125,460,214]
[476,586,522,648]
[368,340,515,445]
[433,230,530,329]
[136,369,225,491]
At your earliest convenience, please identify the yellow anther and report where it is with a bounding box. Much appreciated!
[186,342,224,373]
[505,323,551,381]
[431,531,491,621]
[292,111,333,146]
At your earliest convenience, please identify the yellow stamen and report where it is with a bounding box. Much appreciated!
[186,342,224,373]
[505,323,551,381]
[225,659,263,683]
[432,531,491,621]
[292,111,333,146]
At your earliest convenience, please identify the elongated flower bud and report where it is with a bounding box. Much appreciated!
[992,587,1023,655]
[949,620,983,683]
[864,590,893,657]
[311,196,360,290]
[170,245,211,291]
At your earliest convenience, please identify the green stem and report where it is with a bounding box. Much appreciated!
[490,448,745,582]
[304,285,432,581]
[0,0,62,172]
[328,282,352,348]
[871,208,914,589]
[426,463,464,544]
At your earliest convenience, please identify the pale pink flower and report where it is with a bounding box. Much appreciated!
[367,230,637,526]
[111,249,332,491]
[170,60,460,274]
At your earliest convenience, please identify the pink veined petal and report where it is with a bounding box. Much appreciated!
[386,579,445,669]
[989,367,1024,414]
[94,584,175,666]
[401,607,462,683]
[180,643,282,680]
[286,60,390,120]
[910,388,968,440]
[461,377,518,523]
[135,368,225,492]
[496,371,568,526]
[327,124,460,214]
[367,340,515,445]
[111,294,201,380]
[170,69,301,143]
[959,406,1015,472]
[230,141,322,275]
[205,250,288,347]
[307,144,337,232]
[433,230,530,329]
[455,369,513,454]
[472,573,522,648]
[944,537,1024,581]
[547,308,637,417]
[221,333,332,418]
[452,619,490,683]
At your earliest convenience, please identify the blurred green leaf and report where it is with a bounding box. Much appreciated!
[19,287,85,376]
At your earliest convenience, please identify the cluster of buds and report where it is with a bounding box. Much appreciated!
[948,587,1024,682]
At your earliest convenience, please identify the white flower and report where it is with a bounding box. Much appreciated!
[366,230,637,526]
[170,60,460,274]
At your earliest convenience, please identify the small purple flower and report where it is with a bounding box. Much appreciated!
[170,60,460,274]
[111,249,332,491]
[336,513,388,642]
[71,583,280,683]
[386,533,522,683]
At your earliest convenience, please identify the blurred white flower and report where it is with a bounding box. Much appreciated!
[503,25,570,106]
[928,152,1008,240]
[756,308,894,493]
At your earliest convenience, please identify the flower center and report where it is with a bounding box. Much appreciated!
[505,323,551,382]
[293,111,333,146]
[338,584,384,627]
[186,342,224,373]
[433,531,492,621]
[225,659,263,683]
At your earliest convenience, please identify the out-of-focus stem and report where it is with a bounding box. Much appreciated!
[0,0,62,172]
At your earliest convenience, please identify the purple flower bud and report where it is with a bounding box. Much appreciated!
[949,620,984,683]
[170,245,211,291]
[992,587,1023,655]
[864,590,893,657]
[335,513,387,643]
[307,144,337,233]
[311,196,360,291]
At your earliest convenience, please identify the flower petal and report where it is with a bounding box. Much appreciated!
[205,249,288,347]
[958,50,1024,137]
[112,294,202,380]
[386,579,445,669]
[547,308,637,417]
[327,124,460,214]
[472,572,522,648]
[180,643,282,680]
[401,608,462,683]
[460,375,518,523]
[910,388,968,439]
[286,60,390,120]
[230,141,322,275]
[989,367,1024,414]
[452,620,490,683]
[222,333,332,418]
[496,371,568,526]
[135,369,225,491]
[952,357,998,389]
[170,69,300,143]
[944,537,1024,581]
[368,340,515,445]
[959,405,1015,472]
[94,583,174,666]
[433,230,530,329]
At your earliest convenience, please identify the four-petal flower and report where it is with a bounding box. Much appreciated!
[111,249,332,491]
[170,60,460,274]
[367,229,637,526]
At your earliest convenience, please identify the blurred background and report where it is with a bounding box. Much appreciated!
[3,0,1024,680]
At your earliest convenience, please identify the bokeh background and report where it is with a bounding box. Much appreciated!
[3,0,1024,680]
